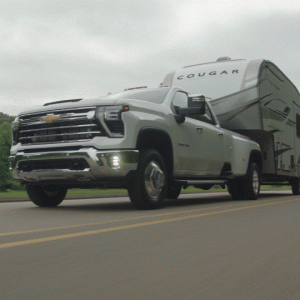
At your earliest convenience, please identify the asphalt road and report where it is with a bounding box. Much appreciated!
[1,191,300,300]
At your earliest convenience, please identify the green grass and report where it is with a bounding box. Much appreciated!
[0,190,29,198]
[0,188,128,199]
[0,184,291,199]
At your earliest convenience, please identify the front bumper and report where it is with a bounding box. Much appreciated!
[9,148,139,184]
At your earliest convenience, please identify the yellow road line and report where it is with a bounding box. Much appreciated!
[0,198,297,249]
[0,202,244,237]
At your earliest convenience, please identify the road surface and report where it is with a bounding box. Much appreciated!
[0,191,299,299]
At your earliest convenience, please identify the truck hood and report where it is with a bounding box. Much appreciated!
[18,96,168,116]
[18,97,122,116]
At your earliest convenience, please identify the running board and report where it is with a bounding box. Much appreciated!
[174,179,227,186]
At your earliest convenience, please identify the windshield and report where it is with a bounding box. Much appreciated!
[104,88,170,104]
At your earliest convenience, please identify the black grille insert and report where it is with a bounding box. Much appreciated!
[18,158,90,172]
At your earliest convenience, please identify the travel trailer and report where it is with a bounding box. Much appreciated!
[162,57,300,193]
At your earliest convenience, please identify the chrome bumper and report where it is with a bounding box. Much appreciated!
[9,148,139,183]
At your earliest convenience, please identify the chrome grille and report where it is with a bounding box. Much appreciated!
[18,106,104,145]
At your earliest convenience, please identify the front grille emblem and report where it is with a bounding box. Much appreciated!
[41,114,59,123]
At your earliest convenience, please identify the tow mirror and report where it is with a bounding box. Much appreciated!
[175,95,206,124]
[175,107,205,124]
[188,95,206,114]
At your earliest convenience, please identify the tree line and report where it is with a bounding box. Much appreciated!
[0,112,15,125]
[0,113,19,191]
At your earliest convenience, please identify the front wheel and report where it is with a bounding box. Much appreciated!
[26,185,67,207]
[128,149,167,209]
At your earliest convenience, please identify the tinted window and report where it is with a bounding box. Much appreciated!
[190,103,216,125]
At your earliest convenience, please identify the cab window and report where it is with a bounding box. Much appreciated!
[196,104,216,125]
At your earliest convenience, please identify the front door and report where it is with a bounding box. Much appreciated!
[171,91,225,176]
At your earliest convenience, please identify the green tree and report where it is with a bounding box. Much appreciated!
[0,122,12,191]
[0,112,15,126]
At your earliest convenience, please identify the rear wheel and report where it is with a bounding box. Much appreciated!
[227,179,242,200]
[291,178,300,195]
[128,149,167,209]
[26,185,67,207]
[166,184,181,199]
[228,162,260,200]
[240,162,260,200]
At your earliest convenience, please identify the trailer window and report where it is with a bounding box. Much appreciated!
[296,114,300,138]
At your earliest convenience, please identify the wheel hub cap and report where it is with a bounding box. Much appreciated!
[253,169,259,194]
[144,161,165,199]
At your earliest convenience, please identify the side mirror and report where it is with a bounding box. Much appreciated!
[174,95,206,124]
[175,107,205,124]
[188,95,206,114]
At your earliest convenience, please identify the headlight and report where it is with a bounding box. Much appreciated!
[95,106,129,137]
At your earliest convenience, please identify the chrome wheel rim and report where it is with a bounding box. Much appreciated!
[144,161,165,199]
[252,169,259,194]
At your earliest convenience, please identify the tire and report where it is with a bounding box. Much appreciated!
[240,162,260,200]
[227,162,260,200]
[166,184,181,199]
[128,149,167,209]
[227,179,243,200]
[26,185,67,207]
[291,178,300,195]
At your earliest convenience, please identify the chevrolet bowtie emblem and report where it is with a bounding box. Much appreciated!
[42,114,59,123]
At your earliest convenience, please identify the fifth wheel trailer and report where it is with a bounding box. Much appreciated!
[162,57,300,193]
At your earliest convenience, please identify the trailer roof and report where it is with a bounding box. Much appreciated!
[169,59,263,99]
[183,57,246,69]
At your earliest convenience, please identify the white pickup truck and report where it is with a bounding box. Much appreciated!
[10,86,262,209]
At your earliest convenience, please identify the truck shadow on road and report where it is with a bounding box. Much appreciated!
[164,191,293,208]
[45,191,294,213]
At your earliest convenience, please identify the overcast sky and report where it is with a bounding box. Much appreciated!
[1,0,300,116]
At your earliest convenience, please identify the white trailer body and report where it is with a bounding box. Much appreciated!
[162,58,300,184]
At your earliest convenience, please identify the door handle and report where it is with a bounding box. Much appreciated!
[218,133,223,137]
[196,127,203,133]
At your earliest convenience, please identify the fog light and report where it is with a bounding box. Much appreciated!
[110,155,121,169]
